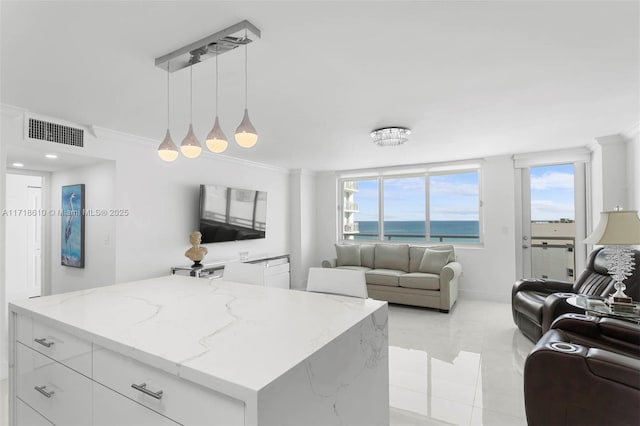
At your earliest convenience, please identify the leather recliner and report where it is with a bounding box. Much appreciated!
[512,247,640,342]
[524,314,640,426]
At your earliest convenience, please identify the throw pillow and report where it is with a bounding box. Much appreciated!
[419,249,451,274]
[335,244,361,267]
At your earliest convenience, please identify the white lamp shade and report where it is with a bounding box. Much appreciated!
[235,109,258,148]
[180,124,202,158]
[206,116,229,153]
[583,210,640,245]
[158,129,179,162]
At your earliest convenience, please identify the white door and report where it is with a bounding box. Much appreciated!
[26,185,43,298]
[516,162,587,281]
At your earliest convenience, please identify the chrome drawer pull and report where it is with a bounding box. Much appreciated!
[131,382,164,400]
[34,385,55,398]
[34,338,55,348]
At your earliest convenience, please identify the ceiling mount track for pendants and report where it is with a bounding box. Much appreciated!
[155,20,261,72]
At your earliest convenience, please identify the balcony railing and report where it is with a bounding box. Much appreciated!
[352,232,479,242]
[343,202,358,211]
[343,182,358,191]
[344,223,359,233]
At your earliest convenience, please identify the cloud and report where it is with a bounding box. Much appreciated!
[531,172,573,190]
[430,180,478,197]
[531,199,574,220]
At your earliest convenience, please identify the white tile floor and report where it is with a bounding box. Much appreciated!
[0,299,532,426]
[388,299,533,425]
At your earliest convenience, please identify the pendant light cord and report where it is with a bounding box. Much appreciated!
[244,29,248,109]
[215,44,219,115]
[166,60,171,129]
[189,65,193,122]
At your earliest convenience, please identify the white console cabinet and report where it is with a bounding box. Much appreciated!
[171,254,290,289]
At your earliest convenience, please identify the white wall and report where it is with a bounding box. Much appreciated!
[456,156,516,301]
[108,132,290,283]
[289,170,318,289]
[312,156,517,302]
[1,107,23,380]
[50,161,117,293]
[625,124,639,210]
[595,135,629,211]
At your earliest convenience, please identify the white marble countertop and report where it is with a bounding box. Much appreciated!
[9,275,387,402]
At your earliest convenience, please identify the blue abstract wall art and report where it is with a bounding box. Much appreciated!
[61,184,85,268]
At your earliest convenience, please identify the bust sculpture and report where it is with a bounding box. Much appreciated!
[185,231,208,268]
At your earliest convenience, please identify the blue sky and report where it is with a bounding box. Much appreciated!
[351,172,479,221]
[350,165,574,222]
[530,164,574,221]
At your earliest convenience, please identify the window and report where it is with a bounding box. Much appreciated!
[340,168,481,243]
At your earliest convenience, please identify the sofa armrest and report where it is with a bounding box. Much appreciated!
[551,314,640,356]
[541,293,584,333]
[512,278,574,297]
[587,348,640,390]
[439,261,462,311]
[322,258,337,268]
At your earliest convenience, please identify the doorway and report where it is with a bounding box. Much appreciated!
[516,161,588,281]
[5,173,44,300]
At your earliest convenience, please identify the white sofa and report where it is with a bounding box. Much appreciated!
[322,243,462,312]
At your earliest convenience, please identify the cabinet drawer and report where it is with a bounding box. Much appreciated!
[93,382,180,426]
[20,316,92,376]
[16,343,92,425]
[16,398,54,426]
[94,346,245,425]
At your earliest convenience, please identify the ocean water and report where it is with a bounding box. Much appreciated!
[353,220,479,243]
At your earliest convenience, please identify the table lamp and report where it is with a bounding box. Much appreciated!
[583,208,640,303]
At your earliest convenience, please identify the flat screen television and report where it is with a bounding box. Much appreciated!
[199,184,267,243]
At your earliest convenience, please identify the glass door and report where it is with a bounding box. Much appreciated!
[520,163,586,281]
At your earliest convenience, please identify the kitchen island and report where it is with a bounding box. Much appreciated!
[8,275,389,425]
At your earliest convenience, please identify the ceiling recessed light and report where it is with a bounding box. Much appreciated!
[12,162,24,167]
[45,154,58,159]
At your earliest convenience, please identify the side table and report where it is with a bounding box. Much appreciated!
[566,295,640,324]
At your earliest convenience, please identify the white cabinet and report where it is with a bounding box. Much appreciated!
[93,346,244,426]
[92,382,179,426]
[10,314,245,425]
[172,254,290,288]
[16,344,92,425]
[16,399,54,426]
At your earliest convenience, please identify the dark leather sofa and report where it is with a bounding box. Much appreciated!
[524,314,640,426]
[512,247,640,342]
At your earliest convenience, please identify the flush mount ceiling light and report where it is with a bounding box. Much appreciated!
[155,20,261,162]
[370,127,411,147]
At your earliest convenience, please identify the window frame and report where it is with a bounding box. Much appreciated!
[338,164,483,245]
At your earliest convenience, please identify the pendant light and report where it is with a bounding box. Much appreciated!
[157,61,179,162]
[206,45,228,153]
[180,64,202,158]
[235,30,258,148]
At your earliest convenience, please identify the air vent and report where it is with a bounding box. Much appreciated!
[28,118,84,147]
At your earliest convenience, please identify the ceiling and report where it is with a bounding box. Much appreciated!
[1,1,638,172]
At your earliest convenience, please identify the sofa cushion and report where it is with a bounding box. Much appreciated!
[429,244,455,259]
[399,273,440,290]
[419,248,451,274]
[361,244,375,269]
[336,266,372,273]
[336,244,361,267]
[366,269,403,287]
[409,246,427,272]
[409,245,455,272]
[374,244,409,272]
